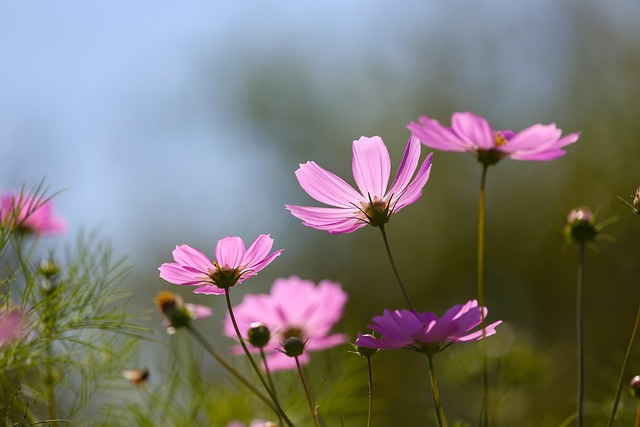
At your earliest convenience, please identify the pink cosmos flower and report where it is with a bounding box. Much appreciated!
[158,234,283,295]
[355,300,501,354]
[0,192,65,235]
[286,136,433,234]
[224,276,348,371]
[408,112,579,166]
[0,308,28,347]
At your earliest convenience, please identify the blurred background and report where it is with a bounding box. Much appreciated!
[1,0,640,425]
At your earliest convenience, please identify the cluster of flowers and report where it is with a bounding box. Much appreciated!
[154,112,582,426]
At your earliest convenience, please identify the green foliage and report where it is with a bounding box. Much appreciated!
[0,191,148,425]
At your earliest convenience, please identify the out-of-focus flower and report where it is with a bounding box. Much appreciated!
[224,276,348,371]
[158,234,283,294]
[355,300,501,355]
[0,192,65,235]
[408,112,579,166]
[122,368,150,387]
[155,291,213,329]
[0,308,28,347]
[227,421,276,427]
[286,136,432,234]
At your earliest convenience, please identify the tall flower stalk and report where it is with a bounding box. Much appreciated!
[608,189,640,426]
[428,354,448,427]
[409,111,580,426]
[564,206,600,427]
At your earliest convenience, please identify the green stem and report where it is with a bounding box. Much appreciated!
[260,348,282,426]
[576,242,585,427]
[367,356,373,427]
[428,354,448,427]
[185,324,275,412]
[224,289,294,427]
[478,164,490,427]
[635,400,640,427]
[295,356,320,427]
[607,303,640,426]
[378,225,415,311]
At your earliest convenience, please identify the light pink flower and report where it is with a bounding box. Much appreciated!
[286,136,433,234]
[227,421,276,427]
[0,308,28,347]
[355,300,501,354]
[408,112,579,165]
[0,192,65,235]
[158,234,283,295]
[224,276,348,371]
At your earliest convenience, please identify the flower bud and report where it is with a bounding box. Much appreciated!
[634,188,640,209]
[282,336,306,358]
[38,259,60,278]
[247,322,271,348]
[631,375,640,398]
[350,337,379,358]
[155,291,192,329]
[564,206,598,243]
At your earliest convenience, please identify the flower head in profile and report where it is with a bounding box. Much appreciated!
[355,300,501,355]
[159,234,283,295]
[155,291,213,329]
[286,136,433,234]
[0,191,65,235]
[408,112,579,167]
[224,276,348,371]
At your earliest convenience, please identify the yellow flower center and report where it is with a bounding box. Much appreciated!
[494,132,508,147]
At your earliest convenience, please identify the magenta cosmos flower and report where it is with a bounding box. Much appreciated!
[224,276,348,371]
[408,112,579,166]
[0,191,65,235]
[286,136,433,234]
[158,234,283,295]
[355,300,501,355]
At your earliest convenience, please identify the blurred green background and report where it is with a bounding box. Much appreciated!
[1,1,640,425]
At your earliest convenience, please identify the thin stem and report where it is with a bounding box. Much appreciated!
[295,356,320,427]
[185,324,275,412]
[367,356,373,427]
[378,225,414,311]
[477,164,490,427]
[224,289,294,427]
[260,348,282,426]
[607,303,640,426]
[635,400,640,427]
[576,242,585,427]
[427,354,448,427]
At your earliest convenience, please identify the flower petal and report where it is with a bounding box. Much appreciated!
[392,152,433,212]
[451,112,495,150]
[351,136,391,199]
[295,161,364,208]
[242,234,276,269]
[408,116,470,152]
[387,136,421,198]
[215,236,246,269]
[286,205,366,234]
[158,263,209,286]
[172,244,215,274]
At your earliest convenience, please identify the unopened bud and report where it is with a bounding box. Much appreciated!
[282,336,306,358]
[634,188,640,208]
[631,375,640,398]
[564,206,598,243]
[350,337,380,358]
[247,322,271,348]
[38,259,60,278]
